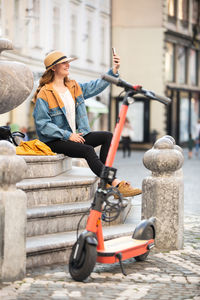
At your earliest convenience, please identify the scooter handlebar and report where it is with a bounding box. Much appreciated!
[101,74,141,91]
[152,93,171,105]
[141,89,171,105]
[101,73,171,105]
[101,73,119,85]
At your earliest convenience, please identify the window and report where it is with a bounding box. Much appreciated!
[192,0,200,24]
[178,0,189,24]
[168,0,177,17]
[0,0,2,36]
[177,46,187,84]
[189,49,198,86]
[179,92,189,143]
[191,92,200,138]
[119,101,144,142]
[32,0,40,48]
[14,0,21,47]
[165,42,175,82]
[86,20,92,61]
[52,7,60,50]
[70,14,77,56]
[100,26,105,64]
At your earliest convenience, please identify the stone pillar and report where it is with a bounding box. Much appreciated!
[142,136,184,250]
[0,141,27,282]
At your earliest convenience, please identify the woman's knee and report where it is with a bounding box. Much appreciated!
[105,131,113,143]
[83,144,97,158]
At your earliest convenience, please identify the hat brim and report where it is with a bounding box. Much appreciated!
[63,57,78,64]
[46,56,78,70]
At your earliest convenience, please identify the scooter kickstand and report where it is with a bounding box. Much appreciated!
[116,253,127,276]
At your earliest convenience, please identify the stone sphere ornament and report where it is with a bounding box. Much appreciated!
[143,135,184,174]
[0,38,34,114]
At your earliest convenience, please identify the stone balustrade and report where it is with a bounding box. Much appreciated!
[0,141,27,281]
[0,37,33,282]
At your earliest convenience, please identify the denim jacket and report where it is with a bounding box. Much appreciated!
[33,68,118,143]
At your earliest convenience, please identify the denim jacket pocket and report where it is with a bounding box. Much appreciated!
[49,108,63,117]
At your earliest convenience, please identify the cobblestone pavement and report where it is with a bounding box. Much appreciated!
[0,150,200,300]
[0,233,199,300]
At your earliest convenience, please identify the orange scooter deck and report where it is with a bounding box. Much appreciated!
[97,235,154,264]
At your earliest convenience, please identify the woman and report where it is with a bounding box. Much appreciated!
[33,50,141,197]
[121,117,132,158]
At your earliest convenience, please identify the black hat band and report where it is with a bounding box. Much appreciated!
[46,56,67,69]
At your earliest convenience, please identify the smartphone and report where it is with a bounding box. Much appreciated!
[112,47,116,55]
[112,47,118,64]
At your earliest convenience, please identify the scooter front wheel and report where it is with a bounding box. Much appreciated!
[69,241,97,281]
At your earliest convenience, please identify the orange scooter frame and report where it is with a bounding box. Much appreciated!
[86,208,154,264]
[85,101,154,265]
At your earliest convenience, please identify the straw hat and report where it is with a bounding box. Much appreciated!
[44,50,77,70]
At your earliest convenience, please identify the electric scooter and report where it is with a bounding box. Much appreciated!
[69,74,171,281]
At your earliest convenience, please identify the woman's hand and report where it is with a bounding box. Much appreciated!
[112,53,120,74]
[69,133,85,143]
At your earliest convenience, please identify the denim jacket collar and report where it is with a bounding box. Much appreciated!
[45,80,76,92]
[45,81,77,106]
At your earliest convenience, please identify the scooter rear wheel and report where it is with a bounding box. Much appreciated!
[134,225,154,261]
[69,241,97,281]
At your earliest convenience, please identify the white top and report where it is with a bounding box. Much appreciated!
[121,123,132,137]
[59,89,76,133]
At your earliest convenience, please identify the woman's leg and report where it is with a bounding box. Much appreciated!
[84,131,113,163]
[46,139,104,177]
[195,137,199,156]
[127,137,131,157]
[47,137,142,197]
[122,137,126,157]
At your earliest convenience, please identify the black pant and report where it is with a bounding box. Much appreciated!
[46,131,113,177]
[122,136,131,157]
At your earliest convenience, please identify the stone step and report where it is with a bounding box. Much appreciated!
[27,198,132,237]
[17,167,98,208]
[27,201,91,237]
[19,154,72,179]
[26,223,136,268]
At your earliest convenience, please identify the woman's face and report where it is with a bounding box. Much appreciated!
[52,61,70,77]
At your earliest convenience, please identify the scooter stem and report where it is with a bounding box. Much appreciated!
[105,104,128,167]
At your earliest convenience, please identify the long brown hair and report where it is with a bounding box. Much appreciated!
[33,69,68,102]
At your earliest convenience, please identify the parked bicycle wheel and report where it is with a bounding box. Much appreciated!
[69,241,97,281]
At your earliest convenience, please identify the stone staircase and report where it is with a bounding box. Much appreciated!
[17,155,136,268]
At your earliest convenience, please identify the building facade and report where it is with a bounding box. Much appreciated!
[165,0,200,144]
[1,0,199,146]
[0,0,112,136]
[111,0,200,146]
